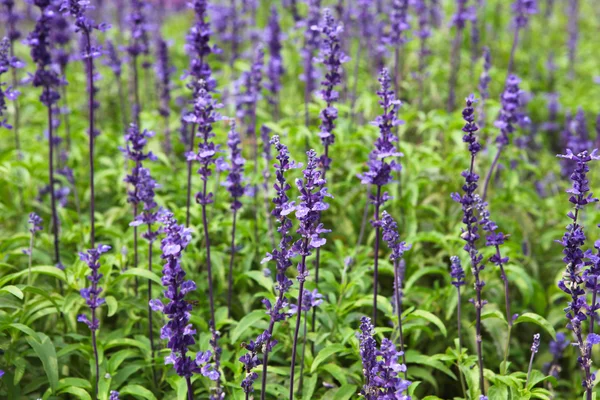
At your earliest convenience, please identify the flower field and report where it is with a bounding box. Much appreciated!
[1,0,599,399]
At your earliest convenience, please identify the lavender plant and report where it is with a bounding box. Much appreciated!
[0,37,21,131]
[265,5,284,119]
[184,0,217,227]
[77,244,111,398]
[525,333,540,386]
[381,210,411,378]
[477,47,491,128]
[566,0,579,80]
[26,213,43,288]
[149,209,219,400]
[358,69,402,322]
[289,149,331,399]
[261,125,275,249]
[126,0,149,127]
[556,149,599,400]
[390,0,410,98]
[27,0,64,272]
[155,38,175,156]
[413,0,430,107]
[64,0,108,249]
[358,316,411,399]
[223,121,247,317]
[451,95,486,396]
[447,0,474,111]
[104,40,128,133]
[300,0,321,128]
[507,0,537,74]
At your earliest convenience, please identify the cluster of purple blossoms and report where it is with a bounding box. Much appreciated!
[27,0,63,107]
[222,121,247,211]
[121,124,157,207]
[77,244,111,331]
[104,40,122,77]
[130,167,159,240]
[300,0,322,95]
[235,46,264,134]
[28,212,43,234]
[413,0,431,82]
[126,0,150,58]
[2,0,22,44]
[0,37,22,129]
[556,149,600,394]
[290,288,323,314]
[50,5,70,73]
[381,211,412,264]
[109,391,119,400]
[544,332,570,378]
[184,0,218,94]
[264,5,284,109]
[359,69,403,192]
[156,38,175,119]
[390,0,410,47]
[240,330,275,394]
[358,317,411,399]
[477,47,491,127]
[185,83,222,206]
[450,255,465,287]
[512,0,538,28]
[314,9,349,169]
[63,0,109,36]
[149,209,219,380]
[451,0,475,30]
[494,75,528,147]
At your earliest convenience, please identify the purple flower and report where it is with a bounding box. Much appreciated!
[390,0,410,46]
[531,333,541,353]
[222,121,247,211]
[109,391,119,400]
[149,209,218,380]
[451,0,475,30]
[358,316,412,399]
[2,0,22,43]
[129,167,160,242]
[0,37,22,129]
[477,47,491,127]
[381,211,412,263]
[185,83,222,206]
[264,5,284,107]
[121,124,157,207]
[235,46,264,136]
[63,0,109,36]
[314,9,349,169]
[184,0,218,94]
[300,0,322,95]
[512,0,537,28]
[126,0,149,58]
[155,38,175,119]
[78,244,111,331]
[494,75,528,147]
[103,40,122,77]
[290,288,323,314]
[450,255,465,287]
[556,149,600,393]
[28,212,43,233]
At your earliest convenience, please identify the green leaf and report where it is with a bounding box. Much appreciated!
[0,266,66,287]
[333,384,357,400]
[488,384,509,400]
[119,384,158,400]
[3,323,39,341]
[405,351,456,379]
[26,332,59,393]
[116,268,162,286]
[230,310,266,343]
[0,285,23,299]
[302,374,318,400]
[105,296,118,317]
[514,313,556,340]
[311,344,349,373]
[405,310,447,337]
[58,386,92,400]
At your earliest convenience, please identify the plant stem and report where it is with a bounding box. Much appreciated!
[83,31,96,248]
[525,346,535,388]
[357,185,371,249]
[447,26,464,112]
[289,248,309,400]
[299,309,308,394]
[227,210,238,318]
[46,89,62,276]
[133,203,139,296]
[349,41,362,126]
[185,376,193,400]
[456,286,467,398]
[185,122,197,227]
[91,318,99,399]
[507,27,520,76]
[132,56,141,128]
[482,146,503,202]
[60,84,72,152]
[372,185,382,322]
[117,77,128,135]
[201,179,216,327]
[393,260,407,379]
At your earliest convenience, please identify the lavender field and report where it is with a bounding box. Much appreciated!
[0,0,599,399]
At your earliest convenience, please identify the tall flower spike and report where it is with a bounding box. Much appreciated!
[556,149,599,399]
[149,209,218,400]
[126,0,149,125]
[390,0,410,96]
[155,38,175,155]
[525,333,541,387]
[288,149,331,398]
[77,244,111,398]
[450,95,486,396]
[508,0,537,73]
[314,8,348,170]
[359,69,403,321]
[413,0,431,107]
[477,47,491,128]
[265,5,284,117]
[358,316,411,399]
[447,0,475,110]
[0,37,22,129]
[300,0,322,125]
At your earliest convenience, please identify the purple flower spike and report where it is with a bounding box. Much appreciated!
[223,121,247,211]
[358,316,412,399]
[450,256,465,288]
[314,8,349,170]
[512,0,538,28]
[28,212,43,233]
[109,391,119,400]
[185,0,218,94]
[265,5,284,113]
[78,244,111,332]
[556,149,600,396]
[149,209,218,381]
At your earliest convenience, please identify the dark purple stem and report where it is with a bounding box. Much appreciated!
[84,30,95,248]
[227,210,237,318]
[201,179,216,326]
[507,28,520,76]
[132,56,141,128]
[185,376,194,400]
[447,28,464,111]
[147,225,157,387]
[289,253,308,400]
[393,260,407,379]
[185,122,197,227]
[46,88,62,283]
[373,185,382,322]
[91,312,99,399]
[482,146,503,201]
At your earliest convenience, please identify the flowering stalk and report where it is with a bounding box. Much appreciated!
[301,0,321,129]
[261,125,276,249]
[381,211,411,378]
[185,82,222,395]
[121,124,156,294]
[2,0,22,159]
[295,288,323,392]
[525,333,540,387]
[104,40,128,135]
[447,0,473,111]
[451,95,486,395]
[507,0,537,74]
[413,0,430,108]
[149,210,219,400]
[477,47,491,128]
[567,0,579,80]
[253,135,299,399]
[52,8,72,154]
[156,38,174,156]
[313,9,347,330]
[390,0,410,98]
[223,121,247,317]
[265,5,284,120]
[358,316,411,398]
[482,75,528,201]
[351,0,373,120]
[65,0,108,248]
[126,0,149,128]
[109,391,119,400]
[184,0,217,227]
[130,166,159,385]
[359,69,402,322]
[26,213,43,289]
[556,149,600,399]
[27,0,63,273]
[77,244,111,399]
[289,149,331,399]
